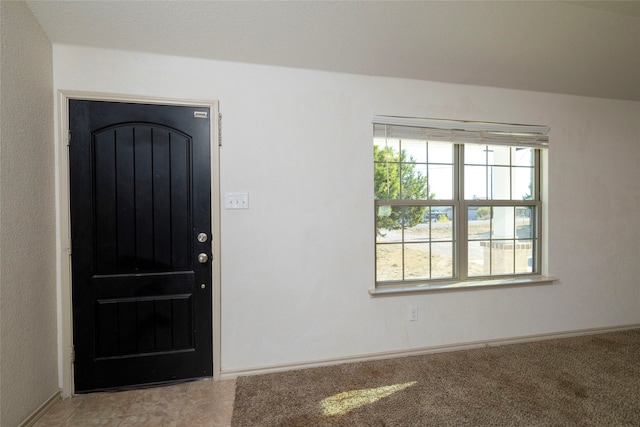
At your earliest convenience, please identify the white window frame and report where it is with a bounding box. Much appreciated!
[371,116,556,295]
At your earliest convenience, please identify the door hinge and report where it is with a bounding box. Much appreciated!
[218,113,222,147]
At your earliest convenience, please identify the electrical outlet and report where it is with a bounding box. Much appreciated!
[409,306,418,321]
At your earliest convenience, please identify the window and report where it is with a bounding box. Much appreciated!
[373,116,549,292]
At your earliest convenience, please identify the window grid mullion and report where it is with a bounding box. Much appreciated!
[512,206,517,274]
[399,137,405,281]
[456,144,467,281]
[534,149,542,272]
[510,148,514,204]
[427,142,431,280]
[489,206,494,275]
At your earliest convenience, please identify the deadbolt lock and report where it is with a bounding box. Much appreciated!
[197,232,208,243]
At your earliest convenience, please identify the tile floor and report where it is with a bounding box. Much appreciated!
[34,378,236,427]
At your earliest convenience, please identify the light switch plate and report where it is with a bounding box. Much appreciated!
[224,192,249,209]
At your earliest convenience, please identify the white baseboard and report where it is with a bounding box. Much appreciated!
[220,323,640,380]
[19,390,61,427]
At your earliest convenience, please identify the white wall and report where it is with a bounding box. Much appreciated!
[53,45,640,376]
[0,2,57,425]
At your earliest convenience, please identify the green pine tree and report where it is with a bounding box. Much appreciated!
[374,145,432,231]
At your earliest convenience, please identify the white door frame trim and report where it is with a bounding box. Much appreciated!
[56,90,222,397]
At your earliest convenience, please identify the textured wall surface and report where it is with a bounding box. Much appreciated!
[53,44,640,376]
[0,2,57,426]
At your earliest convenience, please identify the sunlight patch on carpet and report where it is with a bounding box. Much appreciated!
[320,381,417,416]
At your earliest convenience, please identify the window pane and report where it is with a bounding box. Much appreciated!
[468,240,488,277]
[431,207,454,241]
[399,205,425,231]
[515,240,534,274]
[376,244,402,281]
[489,145,511,166]
[468,206,491,239]
[374,142,401,200]
[513,167,534,200]
[516,207,533,239]
[429,164,453,199]
[464,144,487,164]
[491,166,511,199]
[428,142,453,163]
[376,206,403,243]
[402,139,427,163]
[491,240,514,275]
[374,164,400,200]
[431,242,454,279]
[404,208,430,243]
[492,206,515,239]
[401,163,428,199]
[404,243,430,280]
[465,165,487,200]
[374,137,399,154]
[513,147,533,166]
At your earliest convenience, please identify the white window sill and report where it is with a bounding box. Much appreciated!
[369,275,558,296]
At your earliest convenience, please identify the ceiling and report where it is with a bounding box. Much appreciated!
[26,1,640,101]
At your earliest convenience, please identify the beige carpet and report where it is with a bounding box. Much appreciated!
[231,329,640,426]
